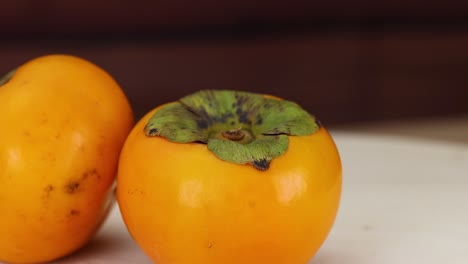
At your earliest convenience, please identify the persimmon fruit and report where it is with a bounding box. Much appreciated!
[117,90,341,264]
[0,54,134,263]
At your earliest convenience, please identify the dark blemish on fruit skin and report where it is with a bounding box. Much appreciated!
[82,168,100,180]
[248,200,256,208]
[42,185,55,200]
[65,181,80,194]
[252,159,270,171]
[64,168,100,194]
[69,209,80,216]
[44,185,54,193]
[127,189,144,195]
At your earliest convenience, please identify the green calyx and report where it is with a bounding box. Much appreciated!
[145,90,319,171]
[0,70,15,87]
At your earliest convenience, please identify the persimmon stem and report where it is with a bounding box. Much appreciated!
[220,129,254,144]
[222,129,245,141]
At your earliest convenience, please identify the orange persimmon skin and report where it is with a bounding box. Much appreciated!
[117,101,342,264]
[0,55,134,263]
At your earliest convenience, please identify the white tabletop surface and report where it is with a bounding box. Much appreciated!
[55,131,468,264]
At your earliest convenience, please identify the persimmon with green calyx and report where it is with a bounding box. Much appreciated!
[0,54,134,263]
[117,90,342,264]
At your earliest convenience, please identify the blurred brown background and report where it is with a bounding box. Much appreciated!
[1,1,468,128]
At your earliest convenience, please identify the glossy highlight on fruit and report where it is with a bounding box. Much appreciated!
[117,90,341,264]
[0,54,134,263]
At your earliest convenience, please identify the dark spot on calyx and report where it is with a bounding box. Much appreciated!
[252,159,270,171]
[213,112,234,123]
[145,123,158,135]
[196,118,209,130]
[255,114,263,125]
[184,101,237,130]
[65,181,80,194]
[236,108,250,124]
[193,107,214,130]
[233,93,254,125]
[234,93,249,107]
[148,128,158,135]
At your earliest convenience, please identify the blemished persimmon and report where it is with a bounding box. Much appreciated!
[117,90,341,264]
[0,54,134,263]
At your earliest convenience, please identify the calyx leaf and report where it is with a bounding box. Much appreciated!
[144,90,320,170]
